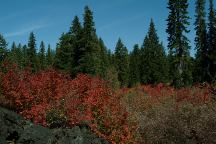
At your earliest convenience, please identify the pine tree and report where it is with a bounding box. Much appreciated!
[194,0,209,82]
[46,44,53,68]
[129,44,141,87]
[21,45,28,68]
[79,6,101,75]
[8,42,17,63]
[166,0,192,87]
[107,49,113,65]
[69,16,82,36]
[98,38,109,78]
[16,43,23,68]
[8,42,22,67]
[69,16,83,77]
[11,42,16,53]
[39,41,46,70]
[54,33,72,72]
[114,38,129,87]
[140,20,168,84]
[27,32,38,72]
[54,7,105,78]
[0,34,7,62]
[207,0,216,82]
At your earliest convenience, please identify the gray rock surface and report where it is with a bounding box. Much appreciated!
[0,107,109,144]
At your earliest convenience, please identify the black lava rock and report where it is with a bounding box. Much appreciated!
[0,107,109,144]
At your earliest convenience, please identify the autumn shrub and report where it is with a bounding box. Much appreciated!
[66,74,138,143]
[138,100,216,144]
[0,62,137,144]
[120,84,174,117]
[120,84,215,143]
[175,86,210,106]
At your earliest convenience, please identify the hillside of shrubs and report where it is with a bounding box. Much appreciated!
[0,62,216,143]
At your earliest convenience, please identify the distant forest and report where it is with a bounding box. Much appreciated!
[0,0,216,88]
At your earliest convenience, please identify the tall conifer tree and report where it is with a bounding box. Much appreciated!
[0,34,7,62]
[46,44,53,68]
[15,43,24,68]
[80,6,101,75]
[194,0,209,82]
[54,33,72,71]
[114,38,129,87]
[9,42,22,67]
[69,16,83,77]
[129,44,141,87]
[8,42,17,63]
[166,0,192,87]
[39,41,46,70]
[27,32,38,72]
[21,45,28,68]
[141,20,168,84]
[207,0,216,81]
[98,38,109,78]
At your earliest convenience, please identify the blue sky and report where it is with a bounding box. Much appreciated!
[0,0,213,55]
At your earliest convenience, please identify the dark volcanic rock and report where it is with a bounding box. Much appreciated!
[0,107,109,144]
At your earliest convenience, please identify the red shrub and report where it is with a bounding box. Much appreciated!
[175,86,210,106]
[0,63,137,144]
[65,74,137,143]
[120,83,211,107]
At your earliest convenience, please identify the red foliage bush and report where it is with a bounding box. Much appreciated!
[0,63,137,144]
[67,74,137,143]
[175,86,210,105]
[120,83,211,107]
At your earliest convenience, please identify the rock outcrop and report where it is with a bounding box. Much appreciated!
[0,107,109,144]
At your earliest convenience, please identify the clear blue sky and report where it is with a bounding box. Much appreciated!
[0,0,213,55]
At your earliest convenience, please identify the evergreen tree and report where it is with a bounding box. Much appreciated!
[69,16,83,77]
[21,45,28,68]
[166,0,192,87]
[11,42,17,53]
[98,38,109,78]
[107,49,113,65]
[194,0,209,82]
[129,44,141,87]
[54,7,106,78]
[8,42,17,63]
[46,44,53,68]
[79,6,101,75]
[39,41,46,70]
[55,16,83,75]
[16,43,23,68]
[207,0,216,82]
[54,33,72,72]
[8,42,22,67]
[0,34,7,62]
[141,20,169,84]
[114,38,129,87]
[27,32,39,72]
[69,16,82,36]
